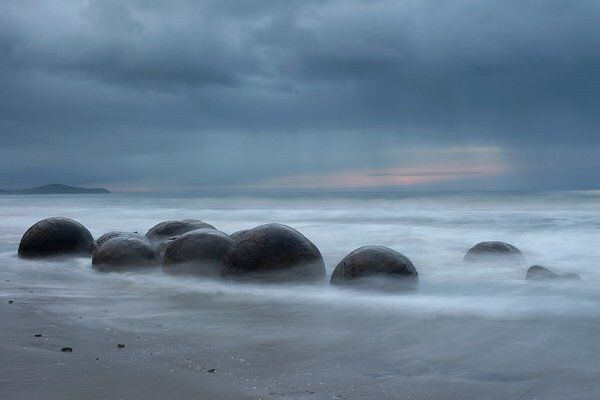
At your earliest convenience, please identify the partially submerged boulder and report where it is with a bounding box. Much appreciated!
[526,265,582,281]
[93,231,145,256]
[221,223,325,282]
[330,246,418,289]
[145,219,215,245]
[18,217,94,258]
[162,229,233,276]
[464,241,526,264]
[92,236,158,271]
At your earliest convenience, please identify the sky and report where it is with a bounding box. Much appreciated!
[1,0,600,192]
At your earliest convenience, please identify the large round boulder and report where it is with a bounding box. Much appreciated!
[145,219,215,245]
[162,229,233,276]
[92,236,158,271]
[330,246,419,289]
[463,241,526,264]
[93,231,145,256]
[526,265,582,281]
[18,217,94,258]
[221,223,325,282]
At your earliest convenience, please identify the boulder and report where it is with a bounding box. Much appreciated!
[18,217,94,258]
[162,229,233,276]
[93,231,146,255]
[464,241,526,264]
[145,219,215,245]
[561,273,583,280]
[92,236,158,271]
[221,223,325,282]
[330,246,418,289]
[526,265,582,281]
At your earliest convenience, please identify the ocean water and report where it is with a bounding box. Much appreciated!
[1,191,600,399]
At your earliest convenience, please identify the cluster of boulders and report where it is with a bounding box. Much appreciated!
[17,217,581,289]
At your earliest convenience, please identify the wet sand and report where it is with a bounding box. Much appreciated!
[2,269,599,400]
[0,297,257,400]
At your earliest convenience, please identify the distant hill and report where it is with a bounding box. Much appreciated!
[0,184,111,195]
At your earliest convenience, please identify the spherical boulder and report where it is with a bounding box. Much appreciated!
[145,219,215,245]
[464,241,526,264]
[162,229,233,276]
[18,217,94,258]
[93,231,145,256]
[221,223,325,282]
[92,236,158,271]
[330,246,419,289]
[526,265,582,281]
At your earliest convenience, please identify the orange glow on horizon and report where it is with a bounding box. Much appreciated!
[257,162,510,189]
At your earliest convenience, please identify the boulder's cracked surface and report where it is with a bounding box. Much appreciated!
[330,245,418,289]
[229,229,248,241]
[162,228,233,276]
[221,223,325,282]
[18,217,94,258]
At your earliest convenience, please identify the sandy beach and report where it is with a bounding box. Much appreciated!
[0,281,259,400]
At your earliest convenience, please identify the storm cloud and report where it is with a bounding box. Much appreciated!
[1,0,600,191]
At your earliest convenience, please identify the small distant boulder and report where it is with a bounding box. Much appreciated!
[330,246,418,289]
[221,223,325,282]
[561,273,583,280]
[18,217,94,258]
[92,236,158,271]
[526,265,582,281]
[162,229,233,276]
[145,219,215,245]
[464,241,526,264]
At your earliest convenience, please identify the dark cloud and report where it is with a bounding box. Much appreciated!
[1,0,600,190]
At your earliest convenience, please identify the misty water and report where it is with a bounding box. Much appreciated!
[1,192,600,399]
